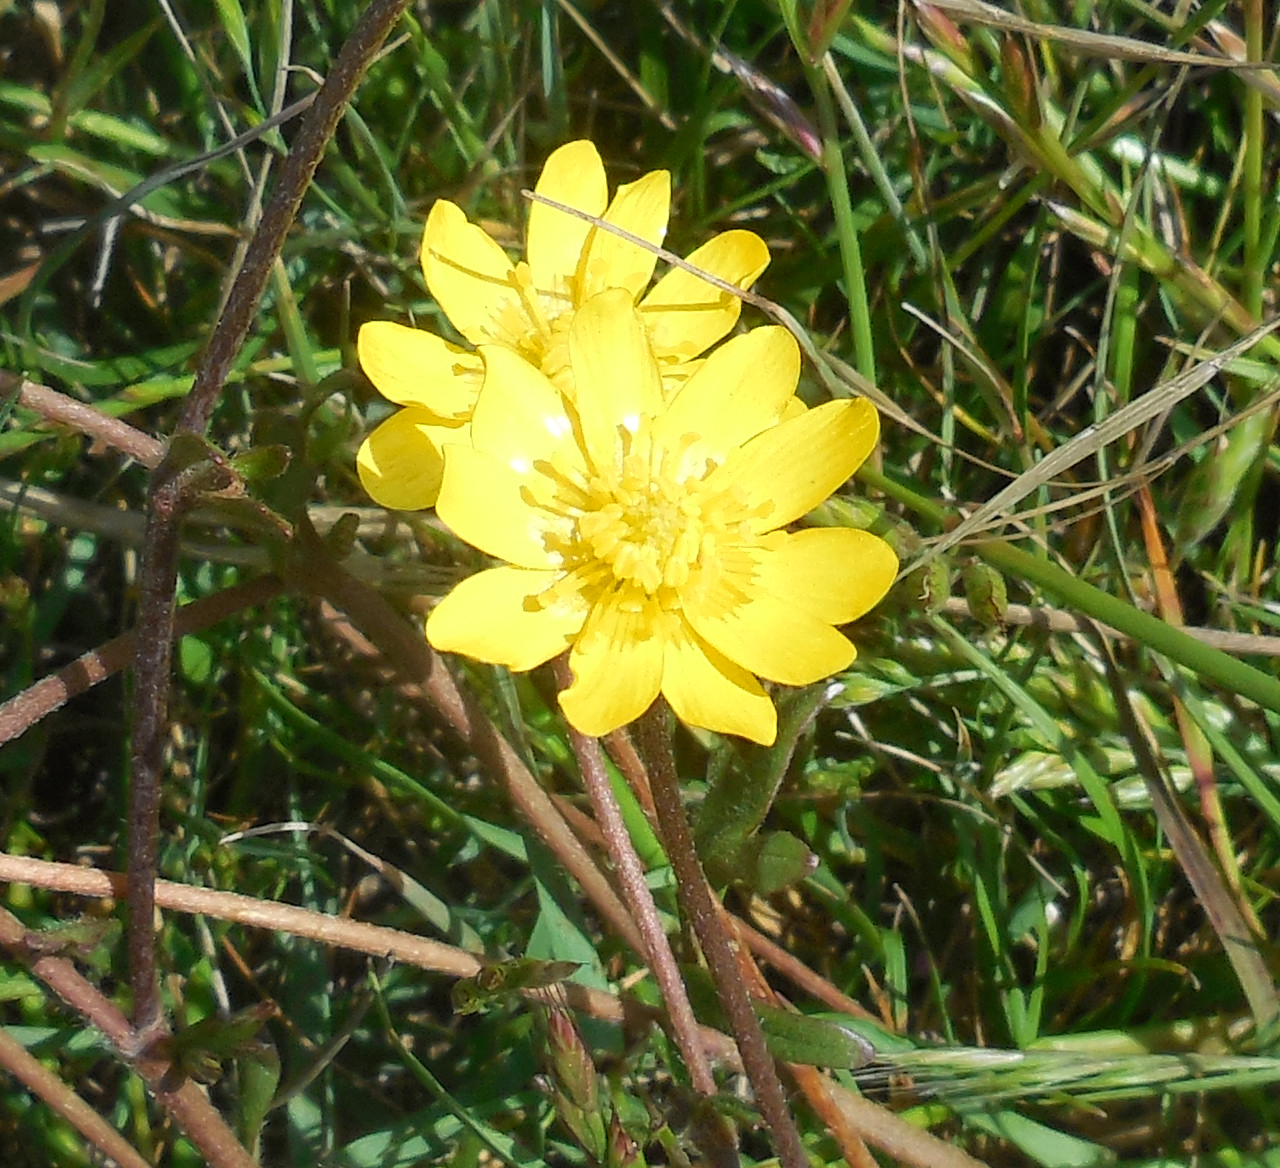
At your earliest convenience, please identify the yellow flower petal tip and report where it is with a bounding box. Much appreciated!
[356,410,469,511]
[356,141,774,514]
[428,287,897,743]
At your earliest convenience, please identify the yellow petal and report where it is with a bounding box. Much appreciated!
[684,591,856,687]
[577,169,670,302]
[474,345,585,478]
[756,528,899,624]
[661,620,777,745]
[569,290,663,472]
[657,326,799,458]
[435,444,560,569]
[357,321,482,419]
[427,566,586,671]
[658,357,704,401]
[356,409,468,510]
[560,596,664,736]
[528,141,608,302]
[711,398,880,531]
[641,230,770,361]
[421,199,525,347]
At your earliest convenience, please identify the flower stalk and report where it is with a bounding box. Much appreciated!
[557,661,718,1098]
[638,703,808,1168]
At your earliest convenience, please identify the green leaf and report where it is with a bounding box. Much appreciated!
[694,683,825,874]
[213,0,254,78]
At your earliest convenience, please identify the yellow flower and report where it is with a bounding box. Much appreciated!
[356,140,770,510]
[425,289,899,746]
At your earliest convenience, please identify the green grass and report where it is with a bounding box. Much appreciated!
[3,1,1280,1165]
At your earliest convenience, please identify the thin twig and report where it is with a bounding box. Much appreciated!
[129,462,219,1037]
[0,906,257,1168]
[175,5,409,438]
[0,1024,152,1168]
[0,576,283,747]
[790,1062,878,1168]
[5,375,165,467]
[0,852,740,1066]
[556,665,716,1096]
[637,703,809,1168]
[938,596,1280,656]
[125,0,414,1036]
[825,1078,989,1168]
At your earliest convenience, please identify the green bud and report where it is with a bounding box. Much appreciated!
[707,832,816,895]
[606,1110,645,1168]
[543,1009,606,1159]
[1000,37,1042,130]
[806,494,881,531]
[322,512,361,559]
[228,444,291,482]
[899,554,951,616]
[806,0,852,60]
[543,1007,598,1116]
[915,3,977,73]
[960,558,1008,627]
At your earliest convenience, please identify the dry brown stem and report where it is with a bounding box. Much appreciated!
[5,374,165,467]
[0,576,284,747]
[0,903,256,1168]
[0,852,740,1066]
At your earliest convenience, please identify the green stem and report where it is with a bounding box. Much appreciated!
[778,1,876,384]
[858,466,1280,715]
[811,78,876,384]
[1243,0,1264,320]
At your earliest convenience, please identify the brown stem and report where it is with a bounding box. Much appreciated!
[825,1085,990,1168]
[124,0,413,1035]
[293,544,644,956]
[174,0,413,438]
[0,576,283,747]
[597,731,872,1022]
[0,1024,152,1168]
[638,703,808,1168]
[0,906,257,1168]
[789,1063,878,1168]
[127,468,198,1037]
[6,375,165,467]
[0,852,740,1065]
[555,664,715,1096]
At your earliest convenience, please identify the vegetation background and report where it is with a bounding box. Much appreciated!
[3,0,1280,1165]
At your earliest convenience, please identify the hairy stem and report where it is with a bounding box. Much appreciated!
[637,704,808,1168]
[555,666,715,1097]
[0,907,256,1168]
[6,375,165,467]
[124,0,414,1035]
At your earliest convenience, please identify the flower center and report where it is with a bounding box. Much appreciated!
[577,450,705,594]
[541,428,773,616]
